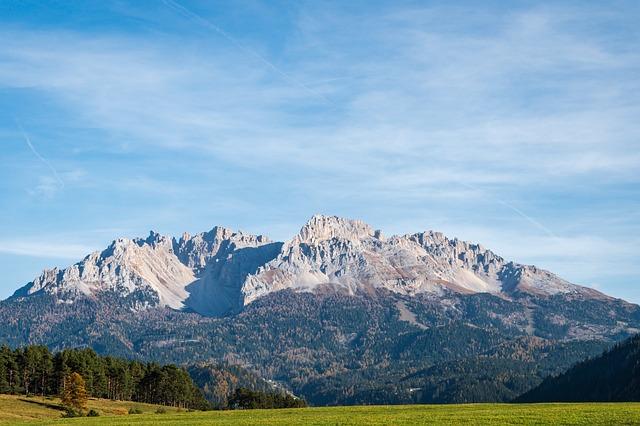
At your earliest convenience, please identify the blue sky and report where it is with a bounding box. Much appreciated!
[0,1,639,301]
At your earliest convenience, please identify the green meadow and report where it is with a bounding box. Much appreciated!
[1,395,639,425]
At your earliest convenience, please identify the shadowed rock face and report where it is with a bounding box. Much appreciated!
[10,215,608,316]
[184,242,283,317]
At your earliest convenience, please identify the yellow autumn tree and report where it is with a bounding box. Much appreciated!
[61,372,88,411]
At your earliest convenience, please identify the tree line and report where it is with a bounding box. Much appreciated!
[0,345,209,409]
[516,334,640,402]
[228,387,307,409]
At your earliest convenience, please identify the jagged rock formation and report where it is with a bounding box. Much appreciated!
[11,215,607,316]
[12,226,275,315]
[13,234,195,310]
[242,215,596,304]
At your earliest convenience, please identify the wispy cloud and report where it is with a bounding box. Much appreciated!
[1,7,637,188]
[0,240,94,259]
[28,175,62,199]
[161,0,332,104]
[15,122,65,197]
[16,124,63,185]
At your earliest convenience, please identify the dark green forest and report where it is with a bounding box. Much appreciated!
[228,387,306,409]
[517,334,640,402]
[0,344,209,409]
[0,289,636,405]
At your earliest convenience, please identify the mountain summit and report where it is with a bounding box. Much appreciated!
[11,215,607,316]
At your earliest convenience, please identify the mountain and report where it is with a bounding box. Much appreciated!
[1,215,639,405]
[516,334,640,402]
[10,215,609,314]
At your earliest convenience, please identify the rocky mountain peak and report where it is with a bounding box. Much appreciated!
[98,237,137,260]
[172,226,271,272]
[135,230,171,248]
[295,214,376,244]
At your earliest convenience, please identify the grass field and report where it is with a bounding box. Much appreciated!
[1,395,639,425]
[0,394,182,424]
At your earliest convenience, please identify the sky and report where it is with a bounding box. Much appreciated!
[0,0,638,302]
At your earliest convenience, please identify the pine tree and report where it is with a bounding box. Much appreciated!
[61,372,88,411]
[0,344,209,410]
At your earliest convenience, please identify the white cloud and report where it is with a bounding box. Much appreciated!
[0,240,94,259]
[28,175,60,199]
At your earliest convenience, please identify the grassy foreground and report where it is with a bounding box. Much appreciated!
[1,395,639,425]
[0,394,182,424]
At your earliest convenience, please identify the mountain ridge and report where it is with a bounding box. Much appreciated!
[9,214,614,317]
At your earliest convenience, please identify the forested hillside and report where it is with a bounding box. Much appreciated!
[517,334,640,402]
[188,364,286,408]
[0,345,209,409]
[1,289,631,405]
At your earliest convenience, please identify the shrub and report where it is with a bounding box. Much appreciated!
[87,409,100,417]
[155,407,167,414]
[62,408,83,418]
[128,407,144,414]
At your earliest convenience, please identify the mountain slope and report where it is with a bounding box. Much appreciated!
[516,334,640,402]
[2,215,639,405]
[187,363,286,408]
[0,286,637,404]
